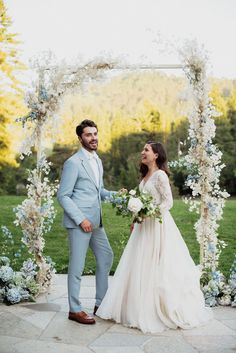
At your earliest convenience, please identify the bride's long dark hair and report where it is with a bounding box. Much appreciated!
[140,141,170,178]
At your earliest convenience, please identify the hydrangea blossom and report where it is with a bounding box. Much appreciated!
[0,257,39,304]
[21,259,37,278]
[0,266,14,282]
[6,287,21,304]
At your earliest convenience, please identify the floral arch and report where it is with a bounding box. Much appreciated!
[1,42,234,306]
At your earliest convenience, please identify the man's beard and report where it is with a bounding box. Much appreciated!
[81,138,98,151]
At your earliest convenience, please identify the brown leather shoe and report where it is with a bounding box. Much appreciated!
[93,305,99,315]
[68,311,96,325]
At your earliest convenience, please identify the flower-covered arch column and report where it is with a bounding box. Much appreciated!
[179,42,229,276]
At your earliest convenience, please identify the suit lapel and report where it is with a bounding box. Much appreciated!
[97,158,102,188]
[77,149,99,189]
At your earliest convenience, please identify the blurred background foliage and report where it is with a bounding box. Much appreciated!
[0,0,236,196]
[1,71,236,196]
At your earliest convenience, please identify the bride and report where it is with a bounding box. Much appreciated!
[96,141,213,333]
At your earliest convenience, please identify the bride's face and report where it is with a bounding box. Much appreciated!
[141,144,157,165]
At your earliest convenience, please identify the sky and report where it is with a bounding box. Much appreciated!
[5,0,236,79]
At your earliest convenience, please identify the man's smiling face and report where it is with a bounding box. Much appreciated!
[79,126,98,152]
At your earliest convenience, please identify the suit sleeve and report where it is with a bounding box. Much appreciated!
[57,159,86,225]
[100,178,116,201]
[99,160,116,201]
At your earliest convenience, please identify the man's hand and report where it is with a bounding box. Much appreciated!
[80,219,92,233]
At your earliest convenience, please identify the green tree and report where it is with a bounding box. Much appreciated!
[0,0,26,168]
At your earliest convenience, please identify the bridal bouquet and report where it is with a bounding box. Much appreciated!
[111,188,162,224]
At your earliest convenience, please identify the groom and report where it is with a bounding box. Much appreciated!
[57,119,114,325]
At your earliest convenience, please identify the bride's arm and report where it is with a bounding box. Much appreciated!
[155,171,173,214]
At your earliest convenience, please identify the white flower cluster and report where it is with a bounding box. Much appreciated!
[13,156,58,292]
[17,67,66,158]
[17,55,115,159]
[179,41,230,277]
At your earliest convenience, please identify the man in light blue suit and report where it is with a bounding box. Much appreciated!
[57,119,114,325]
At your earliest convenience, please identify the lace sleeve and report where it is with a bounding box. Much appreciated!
[155,170,173,213]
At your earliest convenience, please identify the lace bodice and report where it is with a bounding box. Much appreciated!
[139,169,173,214]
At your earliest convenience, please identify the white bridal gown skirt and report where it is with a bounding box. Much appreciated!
[97,212,213,333]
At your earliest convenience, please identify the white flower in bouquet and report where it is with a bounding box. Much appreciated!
[129,189,136,196]
[147,202,156,215]
[128,197,143,214]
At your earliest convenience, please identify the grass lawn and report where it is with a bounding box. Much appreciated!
[0,196,235,278]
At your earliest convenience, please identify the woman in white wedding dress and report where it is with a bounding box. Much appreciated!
[97,141,213,333]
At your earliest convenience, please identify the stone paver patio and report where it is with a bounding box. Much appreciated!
[0,274,236,353]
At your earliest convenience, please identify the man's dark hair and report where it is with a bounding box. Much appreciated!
[76,119,98,137]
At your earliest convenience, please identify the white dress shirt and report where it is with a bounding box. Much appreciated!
[82,147,100,186]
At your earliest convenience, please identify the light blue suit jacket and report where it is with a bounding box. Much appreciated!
[57,149,112,229]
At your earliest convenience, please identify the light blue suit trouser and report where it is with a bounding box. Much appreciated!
[67,226,113,312]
